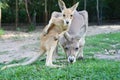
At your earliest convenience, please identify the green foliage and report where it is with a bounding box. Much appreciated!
[0,32,120,79]
[27,24,36,32]
[0,28,5,36]
[0,1,9,9]
[1,0,120,23]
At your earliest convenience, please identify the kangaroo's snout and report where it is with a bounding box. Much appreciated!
[69,58,74,63]
[68,56,76,63]
[66,21,69,24]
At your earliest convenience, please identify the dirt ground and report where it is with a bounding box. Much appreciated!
[0,25,120,64]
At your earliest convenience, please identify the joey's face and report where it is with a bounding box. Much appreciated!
[58,0,79,26]
[62,9,74,26]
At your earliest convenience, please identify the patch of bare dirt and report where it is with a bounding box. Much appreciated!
[0,25,120,64]
[87,25,120,36]
[0,30,41,64]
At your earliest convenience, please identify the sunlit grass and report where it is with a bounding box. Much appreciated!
[0,59,120,80]
[84,32,120,56]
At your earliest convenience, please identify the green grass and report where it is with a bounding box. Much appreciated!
[84,32,120,56]
[0,32,120,80]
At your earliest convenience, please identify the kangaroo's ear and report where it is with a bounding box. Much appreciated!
[64,32,72,41]
[70,2,79,12]
[58,0,66,11]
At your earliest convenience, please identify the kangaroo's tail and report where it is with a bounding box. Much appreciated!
[1,53,42,70]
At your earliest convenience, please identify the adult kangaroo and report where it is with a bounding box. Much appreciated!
[52,10,88,63]
[59,10,88,63]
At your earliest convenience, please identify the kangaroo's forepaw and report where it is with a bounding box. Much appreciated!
[77,56,84,60]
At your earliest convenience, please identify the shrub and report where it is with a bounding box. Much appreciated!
[0,28,5,36]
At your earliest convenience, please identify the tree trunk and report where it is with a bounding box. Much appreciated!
[96,0,100,25]
[24,0,31,24]
[0,6,1,28]
[15,0,18,28]
[84,0,86,10]
[32,10,36,25]
[45,0,48,24]
[48,0,52,19]
[100,0,103,24]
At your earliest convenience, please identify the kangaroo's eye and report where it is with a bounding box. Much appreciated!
[65,47,69,50]
[75,47,79,50]
[70,15,73,17]
[63,14,65,17]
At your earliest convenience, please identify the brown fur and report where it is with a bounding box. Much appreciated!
[40,17,68,67]
[1,17,68,70]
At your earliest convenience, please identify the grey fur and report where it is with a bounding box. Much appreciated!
[51,10,88,62]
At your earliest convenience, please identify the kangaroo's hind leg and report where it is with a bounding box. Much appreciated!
[45,43,62,68]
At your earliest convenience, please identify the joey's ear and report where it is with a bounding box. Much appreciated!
[58,0,66,11]
[70,2,79,12]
